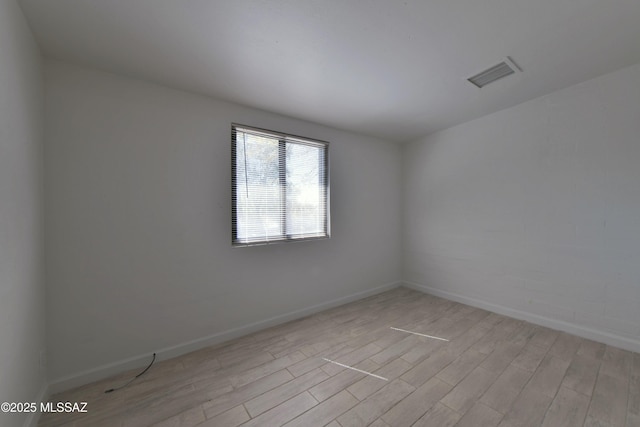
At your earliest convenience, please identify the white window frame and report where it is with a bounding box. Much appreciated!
[231,124,330,246]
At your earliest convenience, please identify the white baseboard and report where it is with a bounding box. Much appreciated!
[22,382,48,427]
[49,281,402,393]
[403,281,640,354]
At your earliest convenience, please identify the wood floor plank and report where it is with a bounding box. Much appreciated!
[347,357,412,401]
[412,402,461,427]
[600,346,633,380]
[627,413,640,427]
[203,370,293,418]
[121,384,228,427]
[152,405,205,427]
[511,342,549,372]
[380,377,451,427]
[541,386,589,427]
[287,354,332,378]
[498,387,554,427]
[241,392,318,427]
[371,335,420,365]
[561,354,601,396]
[436,348,487,386]
[529,328,559,351]
[400,339,444,364]
[440,366,498,413]
[526,354,571,397]
[476,313,506,330]
[244,368,328,417]
[400,348,456,387]
[37,288,640,427]
[480,365,533,414]
[628,374,640,427]
[585,372,629,427]
[217,349,274,370]
[479,341,523,375]
[456,402,503,427]
[508,323,538,348]
[282,390,358,427]
[230,351,307,388]
[197,404,249,427]
[336,379,415,426]
[548,332,583,362]
[445,323,493,357]
[321,343,382,376]
[577,339,606,360]
[309,359,379,402]
[472,318,522,355]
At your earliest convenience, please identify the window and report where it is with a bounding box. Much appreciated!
[232,124,330,246]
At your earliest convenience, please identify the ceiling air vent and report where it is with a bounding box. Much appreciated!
[468,57,521,88]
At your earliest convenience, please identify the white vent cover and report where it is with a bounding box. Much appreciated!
[468,57,521,88]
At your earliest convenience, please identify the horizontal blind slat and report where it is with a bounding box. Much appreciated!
[232,124,329,246]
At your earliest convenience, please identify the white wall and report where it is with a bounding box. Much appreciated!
[0,1,46,426]
[404,63,640,352]
[45,61,402,387]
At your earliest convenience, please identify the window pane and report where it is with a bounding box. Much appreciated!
[235,131,282,242]
[286,142,326,237]
[232,125,329,246]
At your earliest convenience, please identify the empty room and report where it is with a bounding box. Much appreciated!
[2,0,640,426]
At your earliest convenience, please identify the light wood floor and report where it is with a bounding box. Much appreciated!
[39,287,639,427]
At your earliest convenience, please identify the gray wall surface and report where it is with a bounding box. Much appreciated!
[404,63,640,352]
[0,1,46,426]
[45,61,402,384]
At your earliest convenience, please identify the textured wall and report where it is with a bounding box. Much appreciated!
[45,61,402,385]
[404,63,640,352]
[0,1,46,426]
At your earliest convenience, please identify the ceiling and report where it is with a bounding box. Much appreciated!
[19,0,640,143]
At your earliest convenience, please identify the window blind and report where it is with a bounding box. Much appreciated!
[232,125,329,246]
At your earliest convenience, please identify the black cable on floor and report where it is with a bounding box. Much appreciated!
[104,353,156,393]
